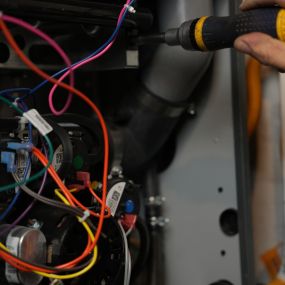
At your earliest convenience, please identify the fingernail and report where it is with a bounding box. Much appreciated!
[234,39,252,54]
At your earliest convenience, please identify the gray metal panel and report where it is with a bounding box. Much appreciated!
[161,1,246,284]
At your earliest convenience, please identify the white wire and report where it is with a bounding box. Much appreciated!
[118,221,130,285]
[127,250,132,284]
[125,226,133,237]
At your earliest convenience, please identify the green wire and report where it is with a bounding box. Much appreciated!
[0,96,54,192]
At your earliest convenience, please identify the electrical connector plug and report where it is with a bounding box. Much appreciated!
[68,172,91,191]
[7,142,33,152]
[1,151,16,173]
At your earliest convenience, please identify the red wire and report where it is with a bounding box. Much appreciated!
[0,18,109,272]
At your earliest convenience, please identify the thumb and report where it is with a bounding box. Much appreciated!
[234,32,285,70]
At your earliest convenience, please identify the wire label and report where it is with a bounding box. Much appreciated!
[5,237,20,284]
[106,182,126,216]
[23,109,53,136]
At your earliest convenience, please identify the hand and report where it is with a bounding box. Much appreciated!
[234,0,285,70]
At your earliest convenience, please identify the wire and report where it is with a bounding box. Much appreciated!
[0,20,108,243]
[33,190,98,280]
[0,191,21,222]
[0,147,48,237]
[0,3,138,275]
[119,221,131,285]
[12,172,84,219]
[47,0,134,113]
[0,96,54,192]
[247,57,262,136]
[27,0,135,97]
[0,88,31,98]
[0,191,98,279]
[2,15,74,115]
[0,171,47,237]
[0,176,98,274]
[88,185,111,217]
[130,217,150,282]
[33,147,109,219]
[0,98,34,222]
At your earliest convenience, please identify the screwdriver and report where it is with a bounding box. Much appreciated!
[138,7,285,51]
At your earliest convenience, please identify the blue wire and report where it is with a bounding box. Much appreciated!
[0,88,31,98]
[0,191,21,222]
[25,0,136,97]
[0,0,135,102]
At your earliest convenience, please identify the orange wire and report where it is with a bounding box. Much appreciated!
[32,147,109,219]
[88,185,111,218]
[247,57,262,137]
[0,18,109,272]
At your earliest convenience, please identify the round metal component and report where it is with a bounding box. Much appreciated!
[5,226,46,285]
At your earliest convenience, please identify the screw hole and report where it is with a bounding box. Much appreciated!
[218,187,223,193]
[220,250,226,257]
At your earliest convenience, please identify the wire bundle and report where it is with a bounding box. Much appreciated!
[0,0,136,282]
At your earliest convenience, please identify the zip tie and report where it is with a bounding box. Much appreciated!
[124,4,136,14]
[79,210,90,223]
[12,97,20,107]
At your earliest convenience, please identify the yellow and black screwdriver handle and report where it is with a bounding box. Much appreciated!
[165,7,285,51]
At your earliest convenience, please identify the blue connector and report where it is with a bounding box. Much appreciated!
[1,152,16,173]
[7,142,33,152]
[125,200,135,214]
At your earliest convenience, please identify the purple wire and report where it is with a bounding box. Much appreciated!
[0,170,48,237]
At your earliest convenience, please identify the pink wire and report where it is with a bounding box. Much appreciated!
[2,15,74,115]
[48,0,132,114]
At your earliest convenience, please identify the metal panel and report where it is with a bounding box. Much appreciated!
[160,0,253,284]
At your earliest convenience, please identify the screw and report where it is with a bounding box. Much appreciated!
[149,216,170,228]
[187,103,196,116]
[111,166,123,176]
[28,219,42,229]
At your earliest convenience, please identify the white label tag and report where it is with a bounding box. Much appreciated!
[106,182,126,216]
[5,237,20,284]
[23,109,53,136]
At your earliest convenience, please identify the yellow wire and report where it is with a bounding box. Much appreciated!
[34,190,98,279]
[55,187,77,193]
[0,190,98,280]
[0,242,8,251]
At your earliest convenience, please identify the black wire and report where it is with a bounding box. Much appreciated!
[12,173,84,218]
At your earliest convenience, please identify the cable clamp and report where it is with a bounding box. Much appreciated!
[79,210,90,223]
[124,4,136,14]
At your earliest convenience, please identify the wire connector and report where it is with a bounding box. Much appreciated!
[124,4,136,14]
[1,151,16,173]
[79,210,90,223]
[7,142,33,152]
